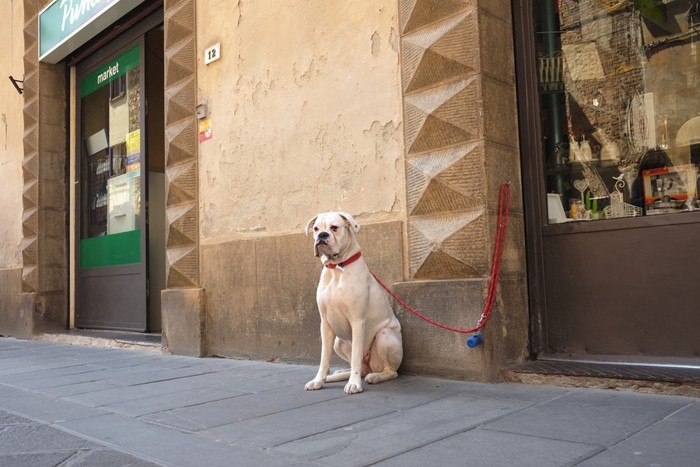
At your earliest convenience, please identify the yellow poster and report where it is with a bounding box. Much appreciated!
[125,129,140,172]
[125,129,140,156]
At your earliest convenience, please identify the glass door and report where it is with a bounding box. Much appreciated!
[76,41,147,331]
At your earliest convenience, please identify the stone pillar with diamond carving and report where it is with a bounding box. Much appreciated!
[17,0,68,338]
[396,0,529,381]
[160,0,206,356]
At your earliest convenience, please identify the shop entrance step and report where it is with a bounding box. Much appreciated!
[38,329,163,353]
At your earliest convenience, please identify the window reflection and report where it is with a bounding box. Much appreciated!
[537,0,700,223]
[81,48,141,240]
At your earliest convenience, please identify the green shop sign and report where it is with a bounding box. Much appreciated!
[39,0,144,64]
[80,44,140,97]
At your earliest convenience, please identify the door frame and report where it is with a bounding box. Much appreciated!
[70,11,164,332]
[512,0,549,357]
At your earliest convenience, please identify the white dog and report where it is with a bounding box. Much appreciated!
[304,212,403,394]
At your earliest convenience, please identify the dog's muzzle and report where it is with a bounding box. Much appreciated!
[314,231,331,257]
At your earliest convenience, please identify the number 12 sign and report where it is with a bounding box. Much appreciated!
[205,43,221,65]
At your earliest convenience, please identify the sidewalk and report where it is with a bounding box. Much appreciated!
[0,337,698,467]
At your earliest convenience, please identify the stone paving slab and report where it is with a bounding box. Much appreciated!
[271,390,538,466]
[63,372,231,408]
[34,380,123,398]
[144,384,345,431]
[58,412,307,467]
[375,428,604,467]
[206,396,397,448]
[577,401,700,467]
[0,385,107,423]
[483,389,692,447]
[98,386,241,418]
[0,410,159,467]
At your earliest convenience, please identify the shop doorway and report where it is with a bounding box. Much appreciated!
[513,0,700,365]
[75,25,164,332]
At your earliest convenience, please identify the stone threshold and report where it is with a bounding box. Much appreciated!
[503,358,700,398]
[38,329,164,353]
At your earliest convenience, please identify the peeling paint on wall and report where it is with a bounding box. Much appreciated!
[196,0,405,245]
[371,31,381,57]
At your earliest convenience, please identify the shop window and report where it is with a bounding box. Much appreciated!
[80,45,142,264]
[535,0,700,223]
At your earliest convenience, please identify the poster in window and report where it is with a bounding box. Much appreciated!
[125,129,141,172]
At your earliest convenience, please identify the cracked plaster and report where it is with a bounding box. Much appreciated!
[196,0,405,244]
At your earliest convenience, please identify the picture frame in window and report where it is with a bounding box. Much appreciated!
[642,164,697,214]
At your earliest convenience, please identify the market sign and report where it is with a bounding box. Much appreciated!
[39,0,145,64]
[80,43,139,97]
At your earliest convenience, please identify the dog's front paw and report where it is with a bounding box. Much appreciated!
[344,380,364,394]
[305,378,325,391]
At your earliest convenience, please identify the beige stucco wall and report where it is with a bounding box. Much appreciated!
[0,0,25,269]
[196,0,405,244]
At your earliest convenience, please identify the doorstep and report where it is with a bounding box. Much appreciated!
[503,358,700,397]
[38,329,164,353]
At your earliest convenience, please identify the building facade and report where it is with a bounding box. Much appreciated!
[0,0,697,384]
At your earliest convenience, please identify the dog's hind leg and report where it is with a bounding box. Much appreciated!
[365,327,403,384]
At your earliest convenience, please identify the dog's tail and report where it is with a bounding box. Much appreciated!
[325,369,352,383]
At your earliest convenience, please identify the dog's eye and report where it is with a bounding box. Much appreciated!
[330,226,339,232]
[314,227,319,232]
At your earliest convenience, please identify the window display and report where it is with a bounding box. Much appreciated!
[536,0,700,223]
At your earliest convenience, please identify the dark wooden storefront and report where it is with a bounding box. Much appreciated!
[513,0,700,366]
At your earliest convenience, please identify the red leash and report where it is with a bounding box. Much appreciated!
[372,182,511,334]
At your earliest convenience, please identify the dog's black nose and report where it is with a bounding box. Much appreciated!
[317,231,330,240]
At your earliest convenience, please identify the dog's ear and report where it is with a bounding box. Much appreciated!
[305,215,318,236]
[339,212,360,233]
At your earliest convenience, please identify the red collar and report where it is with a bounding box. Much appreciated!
[326,251,362,270]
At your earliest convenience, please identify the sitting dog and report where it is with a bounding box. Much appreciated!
[304,212,403,394]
